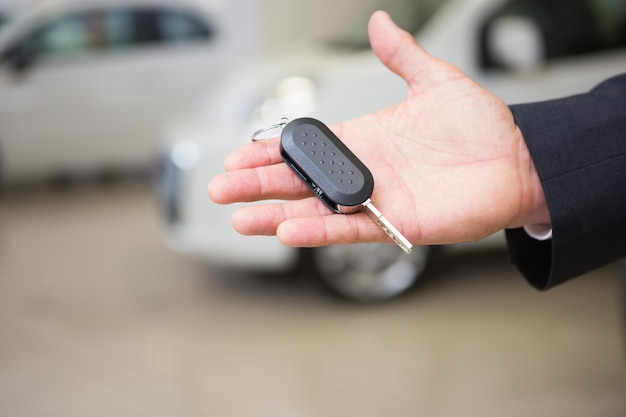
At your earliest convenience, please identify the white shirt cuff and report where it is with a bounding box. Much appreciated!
[523,223,553,241]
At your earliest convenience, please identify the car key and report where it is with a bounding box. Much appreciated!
[278,117,413,254]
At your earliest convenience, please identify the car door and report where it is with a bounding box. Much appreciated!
[0,4,222,182]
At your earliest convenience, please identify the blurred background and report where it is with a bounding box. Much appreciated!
[0,0,625,416]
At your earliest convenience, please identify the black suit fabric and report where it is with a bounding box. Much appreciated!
[506,74,626,290]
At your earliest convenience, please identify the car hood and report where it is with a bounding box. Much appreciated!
[161,42,403,149]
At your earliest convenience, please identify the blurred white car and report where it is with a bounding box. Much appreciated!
[158,0,626,301]
[0,0,290,184]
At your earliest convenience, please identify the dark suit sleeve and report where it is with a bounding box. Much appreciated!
[506,74,626,290]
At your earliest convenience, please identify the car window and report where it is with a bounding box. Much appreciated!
[106,9,135,47]
[36,13,92,56]
[29,6,214,58]
[157,9,212,42]
[480,0,626,69]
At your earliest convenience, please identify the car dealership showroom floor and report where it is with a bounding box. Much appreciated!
[0,180,624,417]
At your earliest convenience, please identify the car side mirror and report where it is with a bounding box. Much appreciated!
[486,16,545,72]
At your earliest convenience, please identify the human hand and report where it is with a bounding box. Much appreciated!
[209,11,549,248]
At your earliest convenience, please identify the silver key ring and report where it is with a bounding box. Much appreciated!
[251,117,290,142]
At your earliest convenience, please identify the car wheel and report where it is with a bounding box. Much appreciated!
[312,243,430,302]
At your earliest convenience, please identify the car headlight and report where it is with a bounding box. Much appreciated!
[252,76,317,127]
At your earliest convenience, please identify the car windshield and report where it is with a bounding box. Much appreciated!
[312,0,448,49]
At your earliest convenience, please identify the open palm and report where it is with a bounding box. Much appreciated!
[209,11,547,248]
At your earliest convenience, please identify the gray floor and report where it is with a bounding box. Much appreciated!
[0,181,624,417]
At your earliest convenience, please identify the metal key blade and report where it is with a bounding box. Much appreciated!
[362,199,413,254]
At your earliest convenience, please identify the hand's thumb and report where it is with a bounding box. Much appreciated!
[368,10,432,86]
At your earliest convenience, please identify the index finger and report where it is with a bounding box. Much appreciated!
[224,137,282,171]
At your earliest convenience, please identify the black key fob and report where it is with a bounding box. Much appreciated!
[280,118,374,213]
